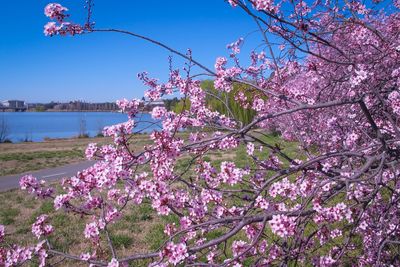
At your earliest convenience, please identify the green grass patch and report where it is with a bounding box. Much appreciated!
[125,203,154,225]
[0,208,20,225]
[145,223,166,250]
[111,234,133,249]
[0,150,84,162]
[29,201,55,224]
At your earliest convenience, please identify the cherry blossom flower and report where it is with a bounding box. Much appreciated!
[116,98,142,118]
[269,215,296,238]
[151,106,168,119]
[161,242,188,265]
[246,143,255,156]
[32,215,53,239]
[44,3,68,21]
[84,222,100,241]
[108,258,119,267]
[218,161,246,185]
[43,22,59,36]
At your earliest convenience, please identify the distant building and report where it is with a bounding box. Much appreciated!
[141,100,165,112]
[1,100,26,108]
[147,100,165,107]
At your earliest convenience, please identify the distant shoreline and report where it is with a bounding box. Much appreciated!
[1,131,149,145]
[27,110,122,113]
[3,110,150,114]
[0,112,158,143]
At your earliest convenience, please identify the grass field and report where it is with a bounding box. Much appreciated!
[0,133,301,266]
[0,135,152,176]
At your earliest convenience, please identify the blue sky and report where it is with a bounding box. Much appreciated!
[0,0,259,103]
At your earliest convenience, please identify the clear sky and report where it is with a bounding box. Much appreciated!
[0,0,260,103]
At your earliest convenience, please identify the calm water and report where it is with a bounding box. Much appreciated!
[0,112,159,142]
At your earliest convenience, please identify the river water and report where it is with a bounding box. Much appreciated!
[0,112,159,142]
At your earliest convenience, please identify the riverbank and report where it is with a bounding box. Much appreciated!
[24,109,124,112]
[0,135,151,176]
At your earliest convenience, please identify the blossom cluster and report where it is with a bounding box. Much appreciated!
[269,214,296,238]
[116,98,142,118]
[19,175,53,198]
[0,238,48,267]
[44,3,68,21]
[161,242,188,265]
[218,161,247,185]
[31,215,54,239]
[43,3,84,36]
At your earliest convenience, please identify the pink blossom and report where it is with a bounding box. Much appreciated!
[313,202,353,223]
[246,143,255,155]
[350,68,368,87]
[227,38,243,56]
[116,98,142,118]
[214,67,242,92]
[215,57,227,72]
[85,143,98,160]
[20,175,53,198]
[80,252,91,261]
[44,3,68,21]
[295,1,311,15]
[162,242,188,265]
[252,0,279,13]
[103,120,135,144]
[180,216,192,229]
[218,136,239,150]
[108,258,119,267]
[252,98,265,112]
[54,194,70,210]
[345,132,359,148]
[32,215,54,239]
[37,248,48,267]
[105,207,121,223]
[4,246,33,266]
[269,214,296,238]
[151,106,168,119]
[231,240,249,257]
[43,22,59,36]
[20,175,40,192]
[388,91,400,115]
[255,196,269,210]
[228,0,238,7]
[235,91,249,108]
[319,254,336,266]
[218,161,246,185]
[84,221,100,240]
[269,178,298,200]
[164,223,177,236]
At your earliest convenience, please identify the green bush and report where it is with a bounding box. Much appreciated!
[172,80,257,125]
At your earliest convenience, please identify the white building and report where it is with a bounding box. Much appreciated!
[1,100,26,108]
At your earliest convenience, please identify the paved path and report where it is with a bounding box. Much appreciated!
[0,161,96,192]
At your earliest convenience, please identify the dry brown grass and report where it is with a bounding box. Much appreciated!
[0,135,152,176]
